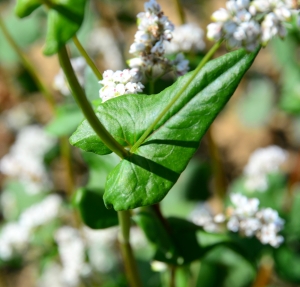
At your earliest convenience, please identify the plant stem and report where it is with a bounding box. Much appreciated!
[206,128,227,201]
[118,211,143,287]
[58,45,129,159]
[174,0,185,25]
[251,257,273,287]
[130,40,223,153]
[72,35,103,81]
[0,15,55,112]
[60,136,75,196]
[170,266,176,287]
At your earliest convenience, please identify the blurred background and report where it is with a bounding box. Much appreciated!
[0,0,300,286]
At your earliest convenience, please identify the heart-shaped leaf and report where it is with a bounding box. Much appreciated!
[74,187,118,229]
[15,0,86,55]
[70,49,258,210]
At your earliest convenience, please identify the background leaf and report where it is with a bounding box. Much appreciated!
[73,187,118,229]
[14,0,86,55]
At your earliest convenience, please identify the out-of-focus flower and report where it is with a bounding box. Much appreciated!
[37,263,65,287]
[243,145,288,192]
[207,0,300,51]
[227,194,285,247]
[19,195,62,230]
[0,223,30,260]
[172,53,190,76]
[83,227,118,273]
[0,125,56,194]
[99,69,144,102]
[191,194,285,248]
[53,57,86,96]
[87,27,124,70]
[1,103,34,131]
[55,226,87,286]
[164,23,206,54]
[190,203,223,233]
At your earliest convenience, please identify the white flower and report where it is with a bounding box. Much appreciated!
[99,69,144,102]
[55,227,86,286]
[172,53,189,76]
[227,193,284,247]
[164,23,206,54]
[207,0,299,50]
[244,145,288,192]
[207,22,223,41]
[2,103,33,131]
[128,0,189,80]
[19,195,62,230]
[83,227,118,273]
[53,57,86,96]
[227,216,240,232]
[190,203,222,233]
[0,223,30,260]
[0,125,56,194]
[87,27,123,70]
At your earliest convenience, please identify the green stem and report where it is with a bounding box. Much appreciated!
[73,35,103,81]
[0,15,55,111]
[60,136,75,196]
[118,211,143,287]
[130,40,223,153]
[206,128,227,201]
[58,45,128,159]
[170,266,176,287]
[174,0,185,25]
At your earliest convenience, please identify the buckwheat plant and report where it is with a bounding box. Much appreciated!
[0,0,299,286]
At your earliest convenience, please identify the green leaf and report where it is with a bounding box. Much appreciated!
[14,0,86,55]
[44,0,86,55]
[82,152,120,190]
[15,0,41,18]
[74,187,118,229]
[45,104,83,136]
[134,210,203,265]
[70,49,258,210]
[274,245,300,283]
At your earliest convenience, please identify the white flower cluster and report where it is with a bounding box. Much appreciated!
[99,0,191,102]
[227,194,284,247]
[128,0,174,75]
[164,23,206,54]
[99,69,144,102]
[54,57,86,96]
[191,194,284,247]
[128,0,190,77]
[244,145,288,192]
[55,227,86,287]
[87,27,124,70]
[190,203,225,233]
[1,103,33,131]
[0,125,56,194]
[19,195,62,230]
[54,226,119,286]
[207,0,300,51]
[0,194,62,261]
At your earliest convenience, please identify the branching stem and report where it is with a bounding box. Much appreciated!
[130,40,223,153]
[73,35,103,81]
[58,45,129,159]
